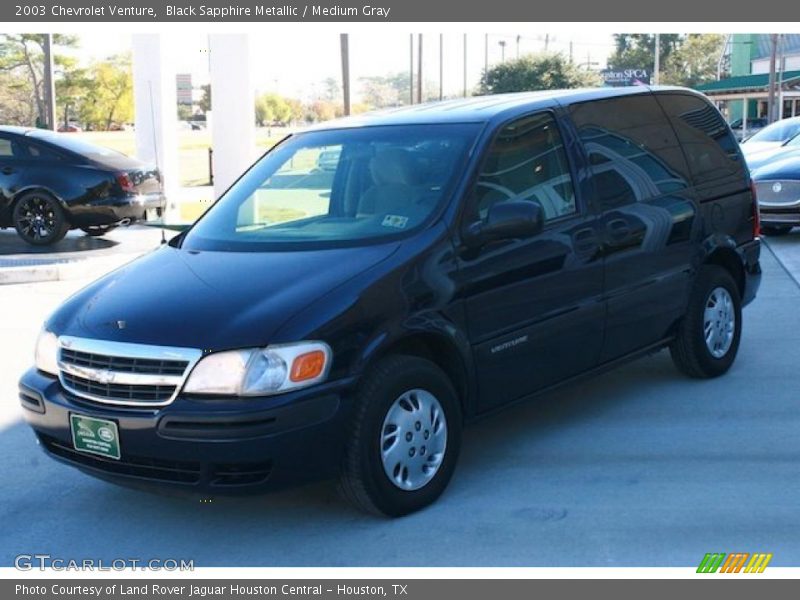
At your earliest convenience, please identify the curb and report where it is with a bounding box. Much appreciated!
[0,252,147,286]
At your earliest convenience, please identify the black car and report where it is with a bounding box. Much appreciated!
[0,127,165,245]
[19,87,761,516]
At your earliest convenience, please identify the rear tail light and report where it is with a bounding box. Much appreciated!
[750,181,761,238]
[116,172,134,192]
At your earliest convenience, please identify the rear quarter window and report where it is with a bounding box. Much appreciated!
[655,92,747,198]
[568,93,692,210]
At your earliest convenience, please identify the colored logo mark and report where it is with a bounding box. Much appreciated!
[697,553,772,573]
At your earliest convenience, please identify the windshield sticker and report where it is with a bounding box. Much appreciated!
[382,215,409,229]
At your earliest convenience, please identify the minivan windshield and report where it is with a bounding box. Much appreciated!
[182,124,480,251]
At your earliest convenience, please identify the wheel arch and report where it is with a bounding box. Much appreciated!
[703,245,745,299]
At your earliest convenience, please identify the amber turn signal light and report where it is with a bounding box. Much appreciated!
[290,350,327,382]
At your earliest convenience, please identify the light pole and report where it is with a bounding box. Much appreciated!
[340,34,350,116]
[653,33,660,85]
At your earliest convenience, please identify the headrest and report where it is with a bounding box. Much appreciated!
[369,148,416,186]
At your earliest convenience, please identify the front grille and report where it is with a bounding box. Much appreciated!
[755,180,800,207]
[60,348,188,375]
[62,372,176,403]
[57,336,202,408]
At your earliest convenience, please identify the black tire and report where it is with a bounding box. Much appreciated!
[81,225,118,237]
[12,191,70,245]
[339,354,462,517]
[761,225,793,237]
[670,265,742,378]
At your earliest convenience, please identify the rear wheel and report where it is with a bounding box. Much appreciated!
[339,355,462,517]
[81,225,118,237]
[761,225,793,236]
[12,191,69,245]
[670,265,742,378]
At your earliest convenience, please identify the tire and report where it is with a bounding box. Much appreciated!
[761,225,793,236]
[81,225,118,237]
[12,191,70,245]
[339,354,462,517]
[670,265,742,378]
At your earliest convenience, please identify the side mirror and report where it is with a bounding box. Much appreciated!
[466,200,544,245]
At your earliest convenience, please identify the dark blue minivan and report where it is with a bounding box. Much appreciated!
[19,87,761,516]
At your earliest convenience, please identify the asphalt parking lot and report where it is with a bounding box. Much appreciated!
[1,232,799,567]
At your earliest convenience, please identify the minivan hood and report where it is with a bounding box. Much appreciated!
[49,243,399,350]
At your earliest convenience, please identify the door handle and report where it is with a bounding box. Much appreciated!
[1,167,15,175]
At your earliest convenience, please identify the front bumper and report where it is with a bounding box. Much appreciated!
[759,206,800,227]
[18,368,355,494]
[67,193,167,227]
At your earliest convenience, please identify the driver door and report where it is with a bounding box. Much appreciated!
[455,111,605,412]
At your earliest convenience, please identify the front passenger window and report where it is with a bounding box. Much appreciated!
[473,113,577,222]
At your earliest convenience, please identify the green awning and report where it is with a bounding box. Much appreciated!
[697,70,800,94]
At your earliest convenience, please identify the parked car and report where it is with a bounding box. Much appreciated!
[741,116,800,156]
[0,127,165,245]
[57,122,83,133]
[729,117,767,142]
[744,131,800,172]
[19,87,761,516]
[751,154,800,235]
[315,147,341,171]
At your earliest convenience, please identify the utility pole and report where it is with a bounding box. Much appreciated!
[439,33,444,101]
[463,33,468,97]
[409,34,414,105]
[42,34,56,130]
[499,40,506,63]
[484,34,488,76]
[653,33,660,85]
[569,40,574,63]
[516,35,521,59]
[340,34,350,116]
[418,34,423,104]
[544,34,549,52]
[767,33,778,123]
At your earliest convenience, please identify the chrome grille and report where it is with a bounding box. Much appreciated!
[755,180,800,207]
[57,336,202,407]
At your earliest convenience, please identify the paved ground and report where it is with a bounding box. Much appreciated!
[0,233,799,567]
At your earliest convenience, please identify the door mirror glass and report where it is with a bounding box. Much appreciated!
[467,200,544,243]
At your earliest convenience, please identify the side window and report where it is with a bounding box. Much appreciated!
[0,136,24,159]
[25,142,64,161]
[473,112,577,223]
[656,93,744,190]
[569,94,691,209]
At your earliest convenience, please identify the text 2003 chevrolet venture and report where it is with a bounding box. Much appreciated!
[20,88,761,516]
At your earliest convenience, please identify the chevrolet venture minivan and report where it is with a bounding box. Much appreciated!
[19,87,762,516]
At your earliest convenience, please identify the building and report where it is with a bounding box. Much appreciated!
[697,34,800,134]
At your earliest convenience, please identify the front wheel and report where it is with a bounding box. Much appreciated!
[12,192,70,245]
[670,265,742,378]
[339,355,462,517]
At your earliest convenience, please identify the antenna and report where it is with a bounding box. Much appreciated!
[148,80,167,245]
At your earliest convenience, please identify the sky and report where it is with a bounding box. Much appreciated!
[63,30,617,102]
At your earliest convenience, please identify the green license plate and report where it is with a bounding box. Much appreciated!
[70,414,121,460]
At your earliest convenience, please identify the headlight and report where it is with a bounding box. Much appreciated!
[182,341,332,396]
[35,329,60,376]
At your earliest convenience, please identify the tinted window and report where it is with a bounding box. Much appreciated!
[25,142,64,161]
[472,112,577,222]
[25,129,123,161]
[569,94,690,209]
[656,92,745,189]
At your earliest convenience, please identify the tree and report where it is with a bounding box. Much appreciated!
[662,34,726,88]
[0,70,37,125]
[255,93,294,126]
[479,53,600,94]
[0,34,79,127]
[197,83,211,113]
[78,54,133,130]
[607,34,681,71]
[177,104,194,121]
